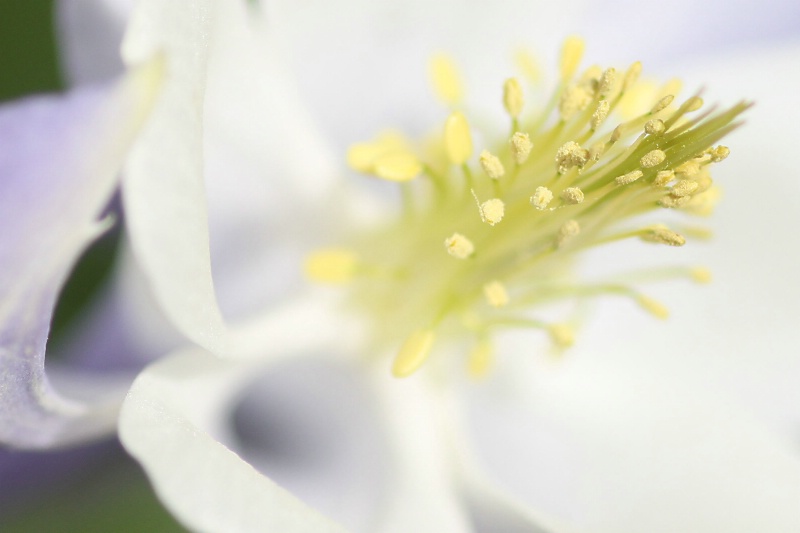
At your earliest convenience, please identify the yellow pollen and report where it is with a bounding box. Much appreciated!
[559,83,594,121]
[557,219,580,247]
[642,226,686,246]
[429,54,463,106]
[392,329,436,378]
[373,152,423,182]
[710,145,730,162]
[445,232,475,258]
[659,194,692,209]
[672,179,699,197]
[483,280,509,308]
[690,267,712,284]
[530,186,554,210]
[560,36,585,81]
[651,95,674,114]
[510,132,533,164]
[444,111,473,165]
[637,295,669,320]
[644,119,665,135]
[561,187,585,204]
[548,324,574,348]
[503,77,525,118]
[479,150,505,179]
[654,169,675,187]
[479,198,505,226]
[305,249,359,283]
[346,132,416,175]
[598,68,617,96]
[615,169,644,186]
[640,149,667,168]
[591,100,610,130]
[555,141,589,173]
[467,339,494,378]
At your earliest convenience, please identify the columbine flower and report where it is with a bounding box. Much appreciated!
[4,0,800,531]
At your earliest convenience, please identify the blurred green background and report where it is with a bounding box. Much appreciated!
[0,2,184,531]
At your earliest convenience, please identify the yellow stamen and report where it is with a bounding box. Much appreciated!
[479,198,505,226]
[467,339,494,378]
[392,329,436,377]
[560,36,585,81]
[640,149,667,168]
[561,187,585,205]
[444,111,473,165]
[510,132,533,164]
[483,280,509,308]
[305,249,359,283]
[430,54,463,106]
[445,232,475,259]
[637,295,669,320]
[641,226,686,246]
[555,141,589,173]
[530,186,554,210]
[616,169,644,186]
[373,153,423,182]
[479,150,505,179]
[548,324,574,348]
[503,78,525,118]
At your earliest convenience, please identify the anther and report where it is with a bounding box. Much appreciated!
[561,187,585,204]
[445,233,475,258]
[555,141,589,173]
[690,267,712,284]
[640,149,666,168]
[510,132,533,164]
[467,339,493,378]
[615,169,644,185]
[651,95,674,114]
[444,111,473,165]
[671,179,699,197]
[392,329,436,377]
[591,100,610,130]
[430,54,464,106]
[560,36,585,81]
[637,295,669,320]
[556,220,580,247]
[644,119,665,135]
[642,226,686,246]
[530,186,554,210]
[503,78,525,118]
[479,198,505,226]
[305,249,359,283]
[653,170,674,187]
[548,324,575,348]
[483,280,510,308]
[709,145,730,162]
[622,61,642,92]
[598,68,617,97]
[479,150,505,179]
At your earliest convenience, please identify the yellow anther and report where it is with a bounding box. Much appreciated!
[598,68,617,97]
[445,232,475,259]
[514,49,542,84]
[615,169,644,186]
[555,141,589,173]
[640,149,667,168]
[672,179,699,197]
[589,141,606,161]
[548,324,575,348]
[503,77,525,118]
[637,295,669,320]
[653,170,675,187]
[467,339,494,378]
[659,194,692,209]
[347,132,416,175]
[392,329,436,378]
[559,84,594,120]
[429,53,464,106]
[651,95,674,114]
[510,132,533,164]
[644,119,665,135]
[444,111,473,165]
[561,187,585,205]
[710,145,730,162]
[305,249,359,283]
[560,36,585,81]
[530,186,554,210]
[681,186,721,216]
[483,280,509,308]
[622,61,642,92]
[690,267,712,284]
[591,100,610,130]
[373,153,423,182]
[479,150,505,179]
[479,198,505,226]
[557,219,580,247]
[642,225,686,246]
[685,96,703,112]
[675,159,702,179]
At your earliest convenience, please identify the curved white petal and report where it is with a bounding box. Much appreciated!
[56,0,135,85]
[119,348,348,533]
[0,61,163,448]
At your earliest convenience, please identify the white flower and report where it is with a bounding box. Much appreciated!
[3,0,799,531]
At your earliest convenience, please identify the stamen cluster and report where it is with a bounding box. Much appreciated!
[308,38,748,378]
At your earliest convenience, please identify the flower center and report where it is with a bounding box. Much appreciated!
[306,37,748,379]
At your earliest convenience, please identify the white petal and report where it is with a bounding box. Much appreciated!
[0,61,163,448]
[120,0,231,354]
[119,349,349,533]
